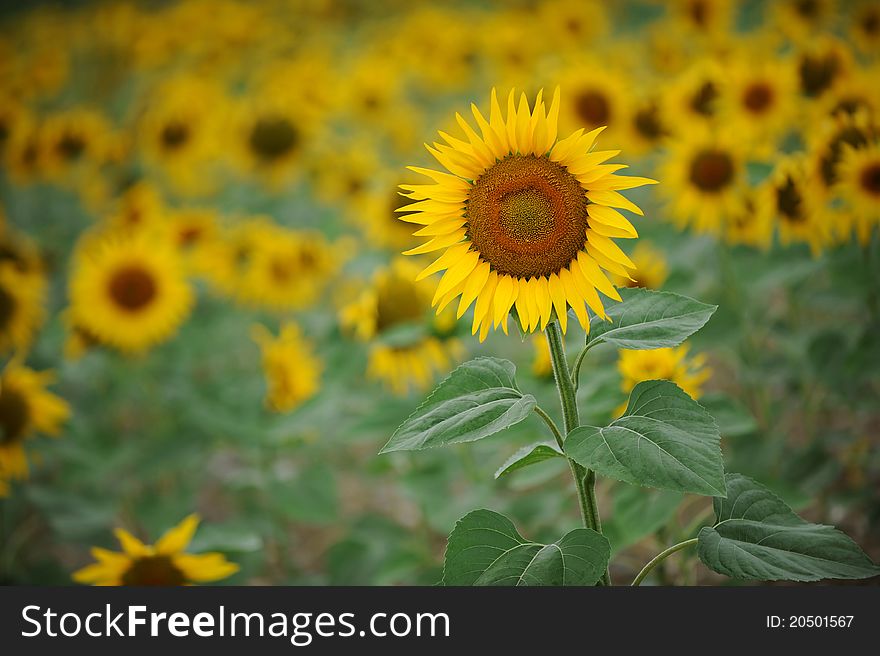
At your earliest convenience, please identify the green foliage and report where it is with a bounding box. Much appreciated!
[494,441,564,479]
[442,509,610,586]
[380,358,536,453]
[586,288,717,350]
[698,474,880,582]
[565,380,726,496]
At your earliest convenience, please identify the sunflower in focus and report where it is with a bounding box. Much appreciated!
[340,259,464,395]
[0,361,70,487]
[759,155,828,255]
[835,143,880,244]
[659,125,748,234]
[69,233,194,354]
[613,242,668,290]
[617,345,711,400]
[252,322,322,413]
[400,88,655,341]
[72,514,239,586]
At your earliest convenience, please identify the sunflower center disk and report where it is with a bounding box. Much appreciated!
[467,155,588,279]
[0,285,15,331]
[108,266,158,312]
[249,117,298,162]
[860,163,880,196]
[121,555,186,586]
[0,387,29,445]
[743,83,773,113]
[689,149,734,192]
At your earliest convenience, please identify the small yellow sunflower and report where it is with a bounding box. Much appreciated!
[69,233,194,354]
[614,242,669,290]
[0,361,70,485]
[759,155,829,255]
[850,1,880,55]
[555,61,634,146]
[535,0,609,52]
[38,107,116,181]
[835,143,880,244]
[0,262,46,355]
[618,345,711,400]
[795,36,854,100]
[72,514,239,586]
[814,65,880,121]
[807,109,878,198]
[724,192,774,250]
[662,60,726,130]
[163,207,221,277]
[772,0,839,44]
[252,322,322,413]
[103,181,167,235]
[668,0,735,39]
[658,125,748,235]
[622,93,670,155]
[400,88,655,341]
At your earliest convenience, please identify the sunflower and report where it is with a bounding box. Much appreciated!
[400,88,654,341]
[614,242,669,290]
[0,361,70,486]
[252,322,322,413]
[772,0,838,44]
[340,259,464,395]
[353,172,424,251]
[807,109,878,198]
[0,262,46,355]
[103,181,166,235]
[835,143,880,245]
[662,60,726,130]
[850,1,880,55]
[668,0,735,39]
[163,207,221,277]
[658,125,748,235]
[72,514,239,586]
[68,233,194,354]
[724,191,774,250]
[622,93,670,155]
[535,0,609,52]
[617,345,710,400]
[795,36,854,100]
[38,107,116,181]
[556,62,634,146]
[759,155,829,255]
[814,65,880,122]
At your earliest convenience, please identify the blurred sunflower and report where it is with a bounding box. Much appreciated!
[796,36,853,100]
[72,514,239,586]
[252,322,322,413]
[104,181,166,234]
[807,109,878,198]
[536,0,609,52]
[401,88,655,340]
[659,125,748,234]
[0,263,46,355]
[38,107,116,181]
[614,242,668,290]
[662,60,725,129]
[355,173,423,251]
[531,335,553,378]
[622,94,670,155]
[724,192,774,250]
[69,233,194,354]
[668,0,735,39]
[835,143,880,244]
[340,259,463,395]
[556,61,633,145]
[618,345,711,400]
[163,207,221,277]
[850,1,880,54]
[772,0,838,43]
[0,361,70,487]
[759,156,828,255]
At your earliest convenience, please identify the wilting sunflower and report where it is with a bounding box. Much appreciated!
[618,345,711,400]
[759,156,828,255]
[0,361,70,486]
[614,242,668,290]
[658,125,748,235]
[72,514,239,586]
[400,88,654,341]
[835,143,880,244]
[340,259,464,395]
[252,322,322,413]
[69,233,194,354]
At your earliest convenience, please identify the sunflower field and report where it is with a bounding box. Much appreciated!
[1,0,879,587]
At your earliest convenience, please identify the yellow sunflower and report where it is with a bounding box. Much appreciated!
[0,262,46,355]
[796,36,854,100]
[535,0,609,52]
[622,93,670,156]
[613,242,669,290]
[340,259,464,395]
[163,207,222,277]
[38,107,116,181]
[400,88,655,341]
[252,322,322,413]
[103,181,167,235]
[835,143,880,244]
[850,1,880,55]
[69,233,194,354]
[772,0,839,44]
[807,109,878,198]
[353,171,424,251]
[72,514,239,586]
[618,345,711,400]
[668,0,735,40]
[724,191,774,250]
[555,61,634,146]
[0,360,70,486]
[759,155,829,255]
[662,60,726,130]
[658,125,748,235]
[814,65,880,122]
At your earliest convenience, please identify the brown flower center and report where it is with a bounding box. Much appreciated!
[776,176,806,223]
[633,103,666,141]
[269,257,294,284]
[574,90,611,126]
[121,555,186,586]
[161,122,189,150]
[108,266,157,312]
[799,52,841,98]
[860,162,880,196]
[743,83,774,113]
[690,82,718,117]
[795,0,819,18]
[467,154,588,279]
[688,0,708,27]
[689,149,734,192]
[376,274,425,332]
[820,126,870,186]
[0,387,29,445]
[0,284,16,332]
[57,133,85,161]
[249,116,298,162]
[862,9,879,35]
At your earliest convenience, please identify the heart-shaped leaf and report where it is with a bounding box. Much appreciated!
[565,380,726,496]
[380,358,535,453]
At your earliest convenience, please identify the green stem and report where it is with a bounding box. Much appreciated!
[533,405,565,450]
[570,343,593,391]
[631,537,698,586]
[545,321,610,586]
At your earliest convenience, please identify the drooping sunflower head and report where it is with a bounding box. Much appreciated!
[399,88,655,341]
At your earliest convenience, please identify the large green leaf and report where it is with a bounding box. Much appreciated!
[442,509,609,586]
[587,288,716,350]
[565,380,726,496]
[380,358,536,453]
[698,474,880,582]
[494,441,564,479]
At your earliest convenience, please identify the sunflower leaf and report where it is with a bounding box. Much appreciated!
[442,509,609,586]
[564,380,726,496]
[698,474,880,581]
[587,287,717,350]
[380,357,536,453]
[494,441,564,479]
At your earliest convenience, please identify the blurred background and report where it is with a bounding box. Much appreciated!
[1,0,878,585]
